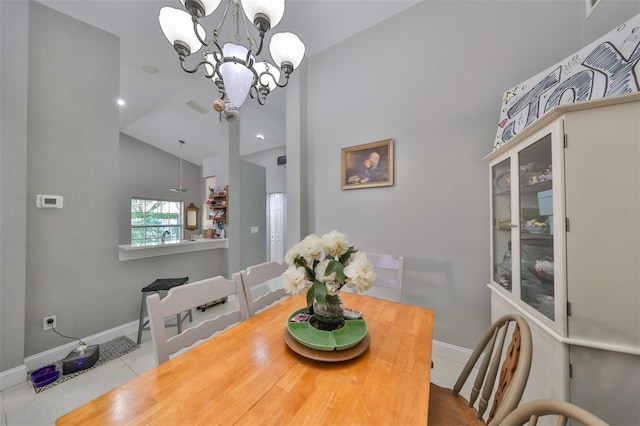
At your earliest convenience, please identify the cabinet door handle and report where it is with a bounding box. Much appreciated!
[510,224,519,228]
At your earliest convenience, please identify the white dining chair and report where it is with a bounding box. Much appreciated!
[146,275,249,365]
[357,253,404,302]
[233,261,287,317]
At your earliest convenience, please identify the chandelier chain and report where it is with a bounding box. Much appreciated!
[214,0,232,35]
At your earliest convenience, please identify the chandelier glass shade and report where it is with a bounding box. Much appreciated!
[219,43,255,109]
[241,0,284,28]
[159,0,305,121]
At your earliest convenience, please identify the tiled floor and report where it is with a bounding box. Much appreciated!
[1,299,467,426]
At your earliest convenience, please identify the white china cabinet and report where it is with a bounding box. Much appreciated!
[485,93,639,425]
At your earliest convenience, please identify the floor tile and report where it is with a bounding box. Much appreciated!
[1,382,38,419]
[1,395,7,426]
[4,359,137,426]
[120,333,156,376]
[430,354,478,398]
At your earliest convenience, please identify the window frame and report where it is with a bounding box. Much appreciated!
[130,198,184,245]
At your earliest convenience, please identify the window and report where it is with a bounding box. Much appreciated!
[131,198,183,245]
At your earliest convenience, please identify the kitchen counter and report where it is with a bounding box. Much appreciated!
[118,238,228,261]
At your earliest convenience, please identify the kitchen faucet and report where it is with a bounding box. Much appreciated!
[161,230,170,243]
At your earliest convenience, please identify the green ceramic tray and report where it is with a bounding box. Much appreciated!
[286,308,368,352]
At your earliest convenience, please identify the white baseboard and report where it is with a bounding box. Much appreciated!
[1,320,139,391]
[432,339,474,364]
[0,364,28,391]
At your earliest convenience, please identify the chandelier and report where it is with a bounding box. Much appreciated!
[159,0,305,122]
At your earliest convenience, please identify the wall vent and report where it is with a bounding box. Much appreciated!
[186,100,210,114]
[585,0,601,18]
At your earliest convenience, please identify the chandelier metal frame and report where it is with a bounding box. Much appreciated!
[159,0,305,121]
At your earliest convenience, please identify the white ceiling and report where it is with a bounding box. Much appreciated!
[38,0,420,165]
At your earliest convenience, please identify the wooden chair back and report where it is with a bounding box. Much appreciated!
[499,399,608,425]
[465,314,532,424]
[429,314,533,425]
[146,276,248,365]
[234,261,287,317]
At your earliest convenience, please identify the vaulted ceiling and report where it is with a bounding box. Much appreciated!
[38,0,420,165]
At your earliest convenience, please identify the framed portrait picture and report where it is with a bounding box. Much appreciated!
[341,138,394,190]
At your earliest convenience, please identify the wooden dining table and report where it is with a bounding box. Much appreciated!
[56,292,434,425]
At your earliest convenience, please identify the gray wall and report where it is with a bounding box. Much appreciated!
[2,2,227,363]
[24,0,119,356]
[239,160,267,270]
[242,146,286,194]
[285,62,308,248]
[304,1,638,348]
[0,0,29,373]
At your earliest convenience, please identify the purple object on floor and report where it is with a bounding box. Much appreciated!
[30,365,60,388]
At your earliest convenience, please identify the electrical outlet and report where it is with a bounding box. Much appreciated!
[43,315,56,331]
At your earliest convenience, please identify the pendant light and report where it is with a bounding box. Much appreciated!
[169,140,191,193]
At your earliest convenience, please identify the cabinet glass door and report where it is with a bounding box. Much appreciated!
[518,134,554,320]
[492,158,512,291]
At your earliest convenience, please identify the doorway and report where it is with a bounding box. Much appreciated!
[268,192,285,263]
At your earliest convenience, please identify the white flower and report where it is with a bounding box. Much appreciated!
[298,234,324,265]
[344,251,375,293]
[284,243,300,266]
[282,266,310,294]
[321,230,349,258]
[282,230,376,301]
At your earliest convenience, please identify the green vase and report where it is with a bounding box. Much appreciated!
[312,294,345,331]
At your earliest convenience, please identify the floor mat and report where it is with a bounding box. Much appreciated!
[28,336,138,393]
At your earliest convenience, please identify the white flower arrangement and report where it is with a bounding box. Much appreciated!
[282,230,375,308]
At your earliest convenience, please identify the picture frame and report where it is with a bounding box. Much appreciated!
[341,138,394,190]
[185,203,199,230]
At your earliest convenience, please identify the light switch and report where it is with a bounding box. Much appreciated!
[36,194,63,209]
[251,226,259,234]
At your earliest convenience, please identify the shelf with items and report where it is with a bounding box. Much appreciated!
[489,124,559,327]
[207,185,228,224]
[491,157,513,293]
[520,180,552,194]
